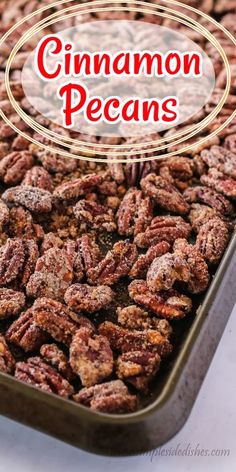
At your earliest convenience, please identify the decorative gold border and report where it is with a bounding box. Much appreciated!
[0,0,235,163]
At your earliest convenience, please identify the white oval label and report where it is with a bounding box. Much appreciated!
[22,20,215,138]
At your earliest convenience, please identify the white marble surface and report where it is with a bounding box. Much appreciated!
[0,304,236,472]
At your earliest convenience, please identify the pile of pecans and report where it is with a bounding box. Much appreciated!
[0,0,236,414]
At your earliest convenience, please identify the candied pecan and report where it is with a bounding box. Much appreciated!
[0,151,33,185]
[0,238,25,286]
[73,200,116,232]
[173,239,210,293]
[147,253,190,292]
[6,309,48,352]
[192,155,208,176]
[116,350,161,392]
[26,247,73,301]
[99,321,172,357]
[117,305,172,337]
[117,188,153,236]
[188,203,232,233]
[40,232,64,254]
[76,234,101,274]
[224,134,236,154]
[15,357,74,398]
[0,199,10,228]
[201,146,236,179]
[160,157,193,181]
[8,206,44,241]
[22,166,53,192]
[67,234,101,282]
[201,169,236,200]
[196,218,229,265]
[141,173,190,214]
[69,328,113,387]
[2,185,53,213]
[53,174,103,201]
[40,344,75,382]
[20,239,39,286]
[189,203,216,232]
[134,216,191,248]
[97,173,118,196]
[38,151,77,173]
[129,241,170,279]
[0,335,15,374]
[88,240,138,285]
[183,186,234,215]
[12,135,30,151]
[128,280,192,320]
[0,288,25,319]
[64,283,114,313]
[32,297,94,345]
[73,379,138,413]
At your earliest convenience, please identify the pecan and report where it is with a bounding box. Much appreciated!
[173,239,210,293]
[201,146,236,179]
[117,188,153,236]
[159,157,193,190]
[76,234,101,274]
[22,166,53,192]
[38,151,77,173]
[0,199,10,228]
[201,168,236,200]
[64,283,114,314]
[8,206,44,241]
[141,173,190,214]
[0,238,25,286]
[129,280,192,320]
[26,247,73,301]
[117,305,172,337]
[69,328,113,387]
[98,174,118,196]
[116,350,161,392]
[6,308,48,353]
[224,134,236,154]
[73,379,138,413]
[160,157,193,181]
[15,357,74,398]
[40,232,64,254]
[40,344,75,382]
[53,174,103,201]
[0,151,33,185]
[32,297,94,345]
[0,288,25,319]
[2,185,53,213]
[183,186,234,215]
[20,239,39,286]
[73,200,116,232]
[192,155,208,176]
[196,217,229,265]
[134,216,191,248]
[68,234,101,282]
[99,321,172,357]
[0,335,15,374]
[88,240,138,285]
[147,253,190,292]
[129,241,170,279]
[12,135,30,151]
[189,203,232,233]
[108,161,125,184]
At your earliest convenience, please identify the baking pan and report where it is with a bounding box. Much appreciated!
[0,230,235,456]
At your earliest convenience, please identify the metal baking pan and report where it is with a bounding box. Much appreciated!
[0,230,236,456]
